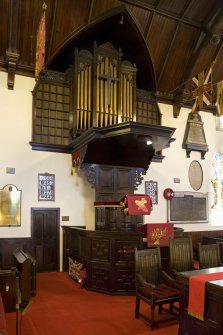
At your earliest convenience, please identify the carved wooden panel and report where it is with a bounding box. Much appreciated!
[96,166,115,197]
[0,238,32,269]
[115,240,136,263]
[136,89,161,125]
[32,72,71,146]
[116,167,133,196]
[114,268,135,292]
[95,207,142,231]
[89,263,111,291]
[90,238,110,262]
[96,165,133,200]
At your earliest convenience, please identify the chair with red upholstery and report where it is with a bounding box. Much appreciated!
[135,247,179,330]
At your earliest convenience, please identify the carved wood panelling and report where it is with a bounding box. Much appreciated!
[90,239,110,262]
[115,269,135,292]
[0,238,32,269]
[115,240,136,263]
[62,226,143,294]
[89,263,111,291]
[32,78,71,145]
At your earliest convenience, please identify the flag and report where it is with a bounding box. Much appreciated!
[191,63,213,112]
[35,3,47,79]
[216,81,223,116]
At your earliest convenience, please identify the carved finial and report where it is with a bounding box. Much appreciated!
[42,2,47,10]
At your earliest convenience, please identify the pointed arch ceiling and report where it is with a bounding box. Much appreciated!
[47,7,156,92]
[1,0,223,107]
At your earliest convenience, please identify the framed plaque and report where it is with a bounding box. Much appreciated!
[0,184,21,226]
[145,180,158,204]
[188,160,203,191]
[38,173,55,201]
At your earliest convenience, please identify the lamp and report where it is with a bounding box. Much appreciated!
[119,14,124,25]
[137,135,153,145]
[146,137,152,145]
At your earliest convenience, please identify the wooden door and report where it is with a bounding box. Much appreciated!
[31,208,60,272]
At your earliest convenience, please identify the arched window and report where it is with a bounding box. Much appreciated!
[210,152,223,225]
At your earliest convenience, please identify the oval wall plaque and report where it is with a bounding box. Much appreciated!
[188,160,203,191]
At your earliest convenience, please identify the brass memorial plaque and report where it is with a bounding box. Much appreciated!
[0,184,21,226]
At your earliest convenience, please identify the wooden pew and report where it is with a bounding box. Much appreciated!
[0,293,8,335]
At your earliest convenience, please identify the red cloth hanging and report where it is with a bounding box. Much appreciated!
[188,272,223,320]
[125,194,152,215]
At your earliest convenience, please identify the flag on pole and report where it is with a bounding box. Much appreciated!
[216,81,223,116]
[35,3,47,79]
[191,63,213,112]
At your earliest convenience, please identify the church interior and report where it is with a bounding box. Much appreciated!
[1,0,223,334]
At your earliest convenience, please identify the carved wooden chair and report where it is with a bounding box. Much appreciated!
[169,237,195,277]
[217,241,223,263]
[198,243,223,269]
[135,248,179,330]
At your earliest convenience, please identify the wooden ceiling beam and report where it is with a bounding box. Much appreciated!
[171,4,223,111]
[6,0,21,89]
[120,0,202,29]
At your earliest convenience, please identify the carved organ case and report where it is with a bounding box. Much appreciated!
[31,41,161,148]
[72,42,137,134]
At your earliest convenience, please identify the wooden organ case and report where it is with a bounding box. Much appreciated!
[31,40,162,149]
[72,41,138,135]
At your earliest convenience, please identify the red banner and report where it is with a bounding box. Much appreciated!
[127,194,152,215]
[146,223,173,247]
[35,5,46,79]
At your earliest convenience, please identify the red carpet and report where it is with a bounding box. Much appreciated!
[5,272,179,335]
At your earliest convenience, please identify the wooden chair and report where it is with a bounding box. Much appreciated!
[135,248,179,330]
[169,237,195,277]
[217,241,223,263]
[198,243,223,269]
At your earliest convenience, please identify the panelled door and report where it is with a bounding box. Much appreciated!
[31,208,60,272]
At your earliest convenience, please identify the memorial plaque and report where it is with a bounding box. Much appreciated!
[38,173,55,201]
[0,184,21,226]
[182,112,208,159]
[188,160,203,191]
[169,191,208,223]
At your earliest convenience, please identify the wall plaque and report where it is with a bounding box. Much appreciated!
[38,173,55,201]
[169,191,208,223]
[0,184,21,226]
[145,180,158,204]
[182,112,208,159]
[188,160,203,191]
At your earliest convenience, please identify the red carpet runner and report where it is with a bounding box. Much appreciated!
[5,272,179,335]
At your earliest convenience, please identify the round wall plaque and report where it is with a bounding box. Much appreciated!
[188,160,203,191]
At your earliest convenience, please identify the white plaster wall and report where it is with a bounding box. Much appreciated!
[136,104,223,232]
[1,72,223,247]
[0,72,95,244]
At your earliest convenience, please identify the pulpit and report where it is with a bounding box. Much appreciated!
[62,226,144,295]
